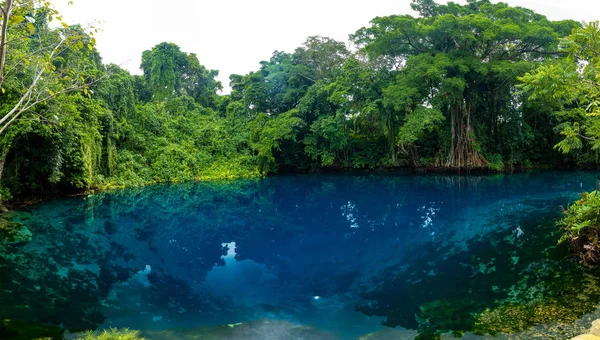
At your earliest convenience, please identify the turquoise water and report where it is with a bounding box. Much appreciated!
[1,172,600,339]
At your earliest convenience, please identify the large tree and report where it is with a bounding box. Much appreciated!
[353,0,578,169]
[140,42,221,106]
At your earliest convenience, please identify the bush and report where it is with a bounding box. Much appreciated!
[486,154,504,172]
[559,190,600,264]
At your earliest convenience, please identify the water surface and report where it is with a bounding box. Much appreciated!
[1,172,600,339]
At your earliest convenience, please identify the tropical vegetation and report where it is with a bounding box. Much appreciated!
[0,0,595,203]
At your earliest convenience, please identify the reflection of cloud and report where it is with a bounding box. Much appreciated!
[205,242,278,306]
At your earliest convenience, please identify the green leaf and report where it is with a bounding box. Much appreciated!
[10,15,25,25]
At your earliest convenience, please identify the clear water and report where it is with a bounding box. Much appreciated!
[2,171,600,339]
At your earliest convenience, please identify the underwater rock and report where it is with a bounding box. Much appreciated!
[591,319,600,336]
[572,319,600,340]
[572,335,600,340]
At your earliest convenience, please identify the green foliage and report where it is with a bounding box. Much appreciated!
[304,113,349,166]
[0,0,595,202]
[354,0,578,168]
[397,108,444,146]
[140,42,222,106]
[559,191,600,263]
[486,154,505,172]
[250,110,304,172]
[519,22,600,162]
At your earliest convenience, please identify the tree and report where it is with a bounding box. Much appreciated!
[249,110,304,172]
[294,36,349,82]
[520,22,600,155]
[0,0,99,198]
[0,1,98,133]
[410,0,438,17]
[384,59,445,166]
[140,42,188,100]
[140,42,221,105]
[353,0,578,169]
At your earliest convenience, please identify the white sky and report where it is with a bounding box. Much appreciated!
[53,0,600,91]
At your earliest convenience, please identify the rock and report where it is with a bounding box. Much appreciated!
[571,319,600,340]
[571,335,600,340]
[591,319,600,336]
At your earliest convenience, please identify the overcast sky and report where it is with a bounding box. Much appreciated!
[53,0,599,91]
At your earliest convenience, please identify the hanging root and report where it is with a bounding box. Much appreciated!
[446,121,488,170]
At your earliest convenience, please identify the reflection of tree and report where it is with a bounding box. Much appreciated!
[0,179,284,331]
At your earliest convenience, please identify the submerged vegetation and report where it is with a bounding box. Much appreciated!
[76,328,144,340]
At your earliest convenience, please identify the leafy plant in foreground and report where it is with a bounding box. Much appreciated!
[559,191,600,263]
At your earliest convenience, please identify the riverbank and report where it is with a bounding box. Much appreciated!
[6,164,599,211]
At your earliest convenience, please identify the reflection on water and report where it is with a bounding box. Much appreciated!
[1,171,600,339]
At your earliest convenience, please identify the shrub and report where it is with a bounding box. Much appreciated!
[559,190,600,264]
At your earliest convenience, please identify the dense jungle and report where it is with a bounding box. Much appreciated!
[1,0,598,198]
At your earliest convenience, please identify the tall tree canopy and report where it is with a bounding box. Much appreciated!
[140,42,221,106]
[353,0,578,169]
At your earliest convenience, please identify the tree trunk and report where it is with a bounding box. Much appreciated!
[387,113,396,163]
[0,149,8,181]
[0,149,9,211]
[0,0,13,87]
[445,98,487,170]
